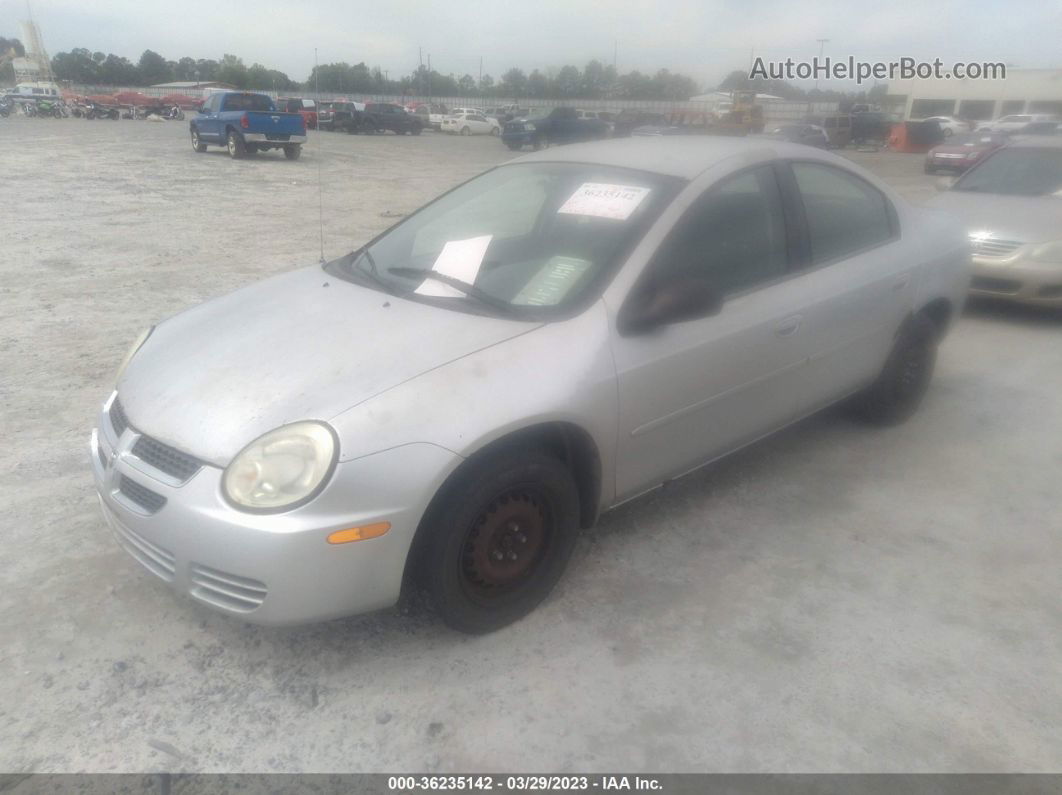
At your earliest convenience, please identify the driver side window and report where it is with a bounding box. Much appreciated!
[651,166,789,297]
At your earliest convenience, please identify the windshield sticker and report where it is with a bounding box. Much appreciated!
[558,183,651,220]
[512,256,592,306]
[415,234,493,298]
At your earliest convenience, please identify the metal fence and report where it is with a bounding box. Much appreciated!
[69,84,838,124]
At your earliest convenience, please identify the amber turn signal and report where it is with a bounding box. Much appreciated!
[327,522,391,544]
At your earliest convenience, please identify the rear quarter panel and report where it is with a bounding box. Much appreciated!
[905,204,972,330]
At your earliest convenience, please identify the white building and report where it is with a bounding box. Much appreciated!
[887,68,1062,121]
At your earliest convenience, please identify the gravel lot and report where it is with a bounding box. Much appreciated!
[1,117,1060,774]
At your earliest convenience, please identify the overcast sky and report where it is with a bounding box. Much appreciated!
[4,0,1060,89]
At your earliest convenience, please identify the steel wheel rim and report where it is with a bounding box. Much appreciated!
[461,486,552,599]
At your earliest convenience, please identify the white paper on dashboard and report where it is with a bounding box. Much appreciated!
[414,234,494,297]
[557,183,651,220]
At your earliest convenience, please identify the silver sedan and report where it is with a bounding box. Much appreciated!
[927,136,1062,307]
[91,137,970,633]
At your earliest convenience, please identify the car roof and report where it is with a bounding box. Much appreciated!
[1004,135,1062,148]
[511,136,831,179]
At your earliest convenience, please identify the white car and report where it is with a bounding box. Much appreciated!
[920,116,972,137]
[441,112,501,136]
[977,114,1062,133]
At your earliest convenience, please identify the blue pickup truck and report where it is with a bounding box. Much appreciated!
[189,92,307,159]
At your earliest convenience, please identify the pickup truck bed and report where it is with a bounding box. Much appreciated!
[190,92,307,159]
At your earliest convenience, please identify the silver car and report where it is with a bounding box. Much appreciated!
[91,138,969,633]
[927,137,1062,307]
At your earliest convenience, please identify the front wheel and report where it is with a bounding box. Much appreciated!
[191,129,207,153]
[284,144,301,160]
[226,130,245,159]
[460,126,470,136]
[417,447,580,634]
[849,313,939,425]
[412,126,422,135]
[490,127,500,136]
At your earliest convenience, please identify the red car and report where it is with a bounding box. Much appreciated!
[277,97,318,129]
[924,132,1008,174]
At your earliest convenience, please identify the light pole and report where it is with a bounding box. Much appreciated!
[814,38,829,95]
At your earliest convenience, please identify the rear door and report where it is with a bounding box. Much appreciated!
[778,160,914,406]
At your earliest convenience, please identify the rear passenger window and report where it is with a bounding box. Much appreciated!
[791,163,894,263]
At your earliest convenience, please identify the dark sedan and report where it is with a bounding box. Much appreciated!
[924,132,1008,174]
[760,124,830,148]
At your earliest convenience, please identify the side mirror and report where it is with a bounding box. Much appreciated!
[935,176,957,191]
[619,278,724,335]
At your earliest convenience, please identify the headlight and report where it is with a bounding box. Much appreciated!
[116,326,153,384]
[1030,241,1062,264]
[223,421,338,511]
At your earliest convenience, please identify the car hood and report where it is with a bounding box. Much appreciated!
[118,265,540,466]
[924,190,1062,242]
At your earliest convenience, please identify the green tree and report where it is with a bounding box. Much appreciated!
[554,65,581,97]
[457,73,476,95]
[499,67,527,98]
[527,69,549,98]
[478,73,494,94]
[137,49,171,84]
[216,53,248,88]
[97,53,139,85]
[51,47,99,83]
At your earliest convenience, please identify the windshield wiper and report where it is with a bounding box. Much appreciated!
[387,267,522,316]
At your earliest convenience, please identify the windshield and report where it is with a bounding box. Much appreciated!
[331,163,681,316]
[954,148,1062,196]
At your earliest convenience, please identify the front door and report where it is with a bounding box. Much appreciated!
[609,165,817,500]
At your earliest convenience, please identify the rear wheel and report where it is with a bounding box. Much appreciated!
[191,129,207,153]
[417,447,580,634]
[849,313,939,425]
[226,130,245,159]
[284,144,301,160]
[461,126,470,136]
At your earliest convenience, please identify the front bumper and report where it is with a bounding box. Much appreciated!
[501,131,536,147]
[969,256,1062,306]
[243,133,307,144]
[90,393,460,625]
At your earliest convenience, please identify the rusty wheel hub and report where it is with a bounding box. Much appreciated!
[462,489,548,594]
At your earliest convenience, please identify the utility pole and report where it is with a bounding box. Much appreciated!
[427,53,431,104]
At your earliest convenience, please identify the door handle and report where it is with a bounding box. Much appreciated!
[893,274,911,291]
[774,315,803,337]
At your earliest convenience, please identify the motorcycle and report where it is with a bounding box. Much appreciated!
[162,105,185,121]
[35,98,67,118]
[78,100,120,120]
[0,96,11,118]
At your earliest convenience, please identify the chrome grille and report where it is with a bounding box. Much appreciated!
[131,435,202,482]
[109,398,129,436]
[969,236,1023,258]
[118,475,167,514]
[109,514,176,581]
[190,564,267,612]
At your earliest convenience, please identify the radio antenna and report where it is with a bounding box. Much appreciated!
[314,47,325,264]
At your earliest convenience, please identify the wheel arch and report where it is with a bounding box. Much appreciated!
[918,296,954,335]
[400,421,603,589]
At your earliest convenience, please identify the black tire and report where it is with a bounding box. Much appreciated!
[226,129,245,159]
[284,144,301,160]
[460,126,470,136]
[506,142,522,151]
[417,447,580,634]
[412,126,422,135]
[849,313,939,425]
[109,110,119,120]
[191,128,207,153]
